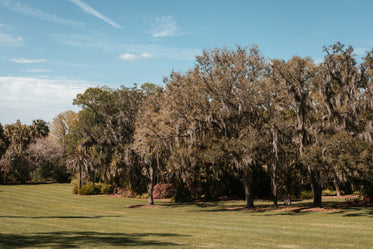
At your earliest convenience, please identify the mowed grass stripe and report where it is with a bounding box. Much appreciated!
[1,183,373,248]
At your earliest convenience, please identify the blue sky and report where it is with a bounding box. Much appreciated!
[1,0,373,125]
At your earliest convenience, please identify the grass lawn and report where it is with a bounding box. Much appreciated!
[0,183,372,248]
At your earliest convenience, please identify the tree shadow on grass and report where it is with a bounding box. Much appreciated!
[0,231,185,248]
[0,215,123,219]
[340,209,373,217]
[190,199,373,217]
[3,181,55,186]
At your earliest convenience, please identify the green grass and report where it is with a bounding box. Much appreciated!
[0,184,372,248]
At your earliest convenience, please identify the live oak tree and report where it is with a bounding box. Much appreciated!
[272,56,325,207]
[316,43,367,196]
[160,46,269,207]
[133,86,166,205]
[4,43,372,207]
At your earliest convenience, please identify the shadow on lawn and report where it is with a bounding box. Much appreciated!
[186,199,373,217]
[2,181,55,186]
[0,215,123,219]
[0,231,184,248]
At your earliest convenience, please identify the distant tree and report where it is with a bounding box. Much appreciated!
[159,46,269,207]
[51,110,78,147]
[26,137,66,182]
[0,123,9,158]
[66,144,91,189]
[1,121,33,183]
[31,119,49,139]
[70,86,144,185]
[133,85,166,205]
[272,56,325,207]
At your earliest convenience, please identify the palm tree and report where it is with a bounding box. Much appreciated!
[66,145,91,189]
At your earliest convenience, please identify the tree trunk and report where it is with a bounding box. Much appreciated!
[310,172,322,207]
[284,185,291,206]
[271,127,279,207]
[147,164,154,206]
[91,170,95,185]
[333,173,342,196]
[242,168,254,208]
[79,165,82,190]
[272,179,278,207]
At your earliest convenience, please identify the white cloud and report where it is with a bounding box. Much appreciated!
[0,76,94,124]
[119,53,139,60]
[140,52,154,58]
[10,58,46,63]
[148,15,182,37]
[0,0,84,27]
[69,0,121,28]
[0,32,23,47]
[119,52,154,60]
[54,33,198,60]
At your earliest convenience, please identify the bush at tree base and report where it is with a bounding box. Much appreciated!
[72,183,114,195]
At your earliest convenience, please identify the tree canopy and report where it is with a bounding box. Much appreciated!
[1,43,373,208]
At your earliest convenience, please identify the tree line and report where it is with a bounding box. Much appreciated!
[1,43,373,208]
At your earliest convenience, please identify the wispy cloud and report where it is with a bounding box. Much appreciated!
[25,69,52,73]
[10,58,46,63]
[54,34,199,61]
[0,0,83,27]
[69,0,121,28]
[0,33,23,47]
[148,15,182,37]
[0,76,94,124]
[140,52,153,58]
[119,52,154,60]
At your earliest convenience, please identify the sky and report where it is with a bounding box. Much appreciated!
[1,0,373,125]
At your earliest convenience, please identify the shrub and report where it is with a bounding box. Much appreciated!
[299,190,313,199]
[361,182,373,203]
[136,193,148,199]
[95,183,103,193]
[101,184,114,194]
[171,184,193,203]
[79,183,98,195]
[322,189,336,196]
[121,188,137,198]
[153,183,176,199]
[72,185,79,194]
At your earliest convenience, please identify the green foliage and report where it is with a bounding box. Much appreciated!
[101,184,114,194]
[78,183,98,195]
[73,183,114,195]
[361,181,373,202]
[171,184,194,203]
[136,193,148,199]
[120,188,137,198]
[72,185,79,194]
[322,189,336,196]
[299,190,313,199]
[3,43,373,210]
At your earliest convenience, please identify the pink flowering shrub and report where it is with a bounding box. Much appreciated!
[153,183,176,199]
